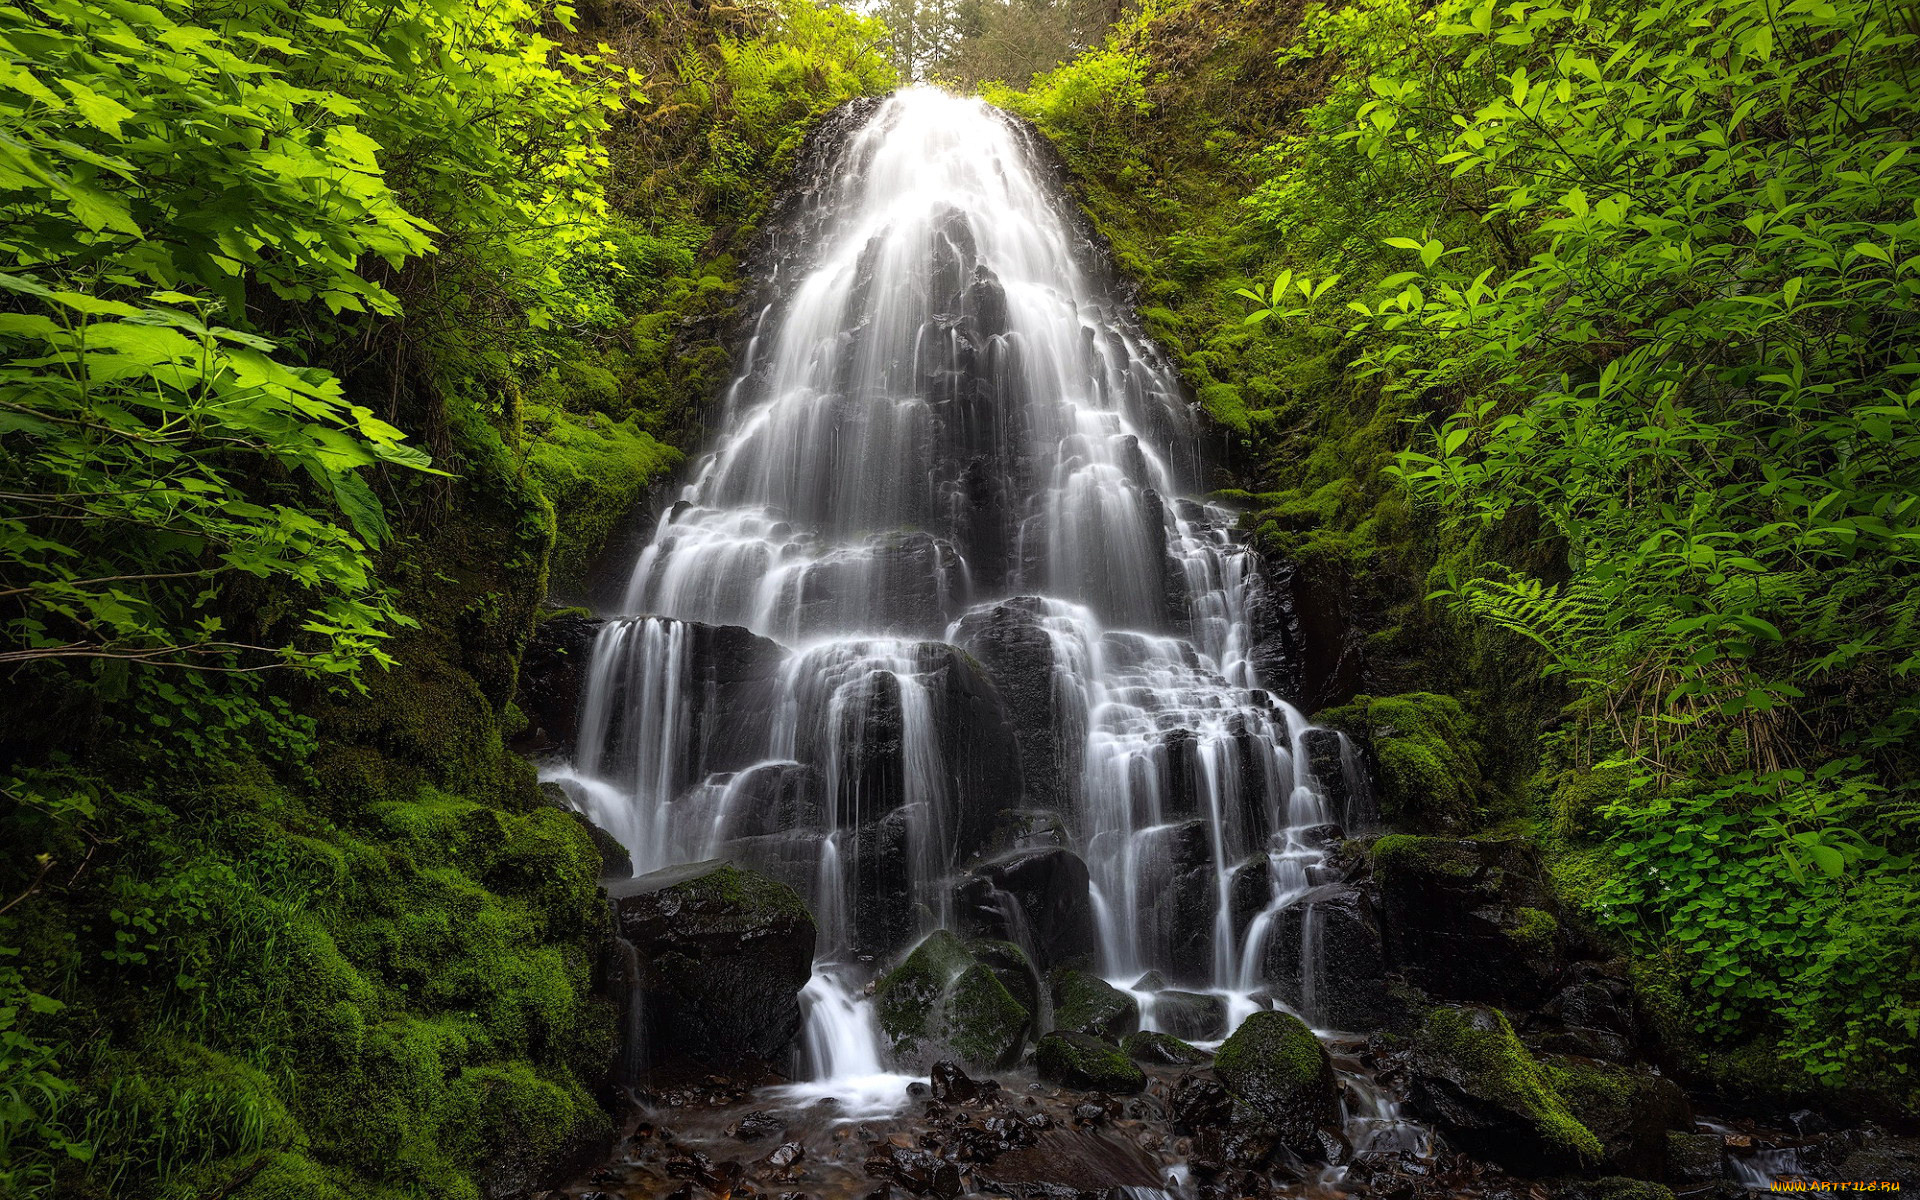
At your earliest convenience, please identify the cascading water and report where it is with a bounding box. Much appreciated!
[548,87,1373,1098]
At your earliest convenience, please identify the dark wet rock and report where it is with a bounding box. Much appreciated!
[927,643,1028,859]
[1150,990,1226,1042]
[1142,819,1219,983]
[610,860,815,1071]
[990,808,1071,852]
[1295,822,1346,852]
[976,1184,1121,1200]
[598,619,789,779]
[733,1111,786,1141]
[955,847,1097,971]
[808,642,1023,914]
[1262,882,1390,1031]
[1835,1130,1920,1187]
[1121,1030,1211,1066]
[1544,1055,1690,1178]
[1665,1131,1724,1185]
[1036,1032,1147,1093]
[953,598,1071,809]
[1372,834,1564,1006]
[971,1124,1163,1197]
[1529,961,1642,1061]
[864,1145,961,1200]
[1227,856,1272,939]
[717,761,828,841]
[1301,727,1371,831]
[875,930,1031,1072]
[930,1059,981,1104]
[1169,1074,1235,1135]
[1404,1004,1602,1175]
[836,667,908,827]
[765,1141,805,1170]
[511,611,603,755]
[1213,1010,1340,1159]
[1048,969,1140,1041]
[847,807,919,958]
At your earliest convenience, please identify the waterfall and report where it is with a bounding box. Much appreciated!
[549,87,1360,1089]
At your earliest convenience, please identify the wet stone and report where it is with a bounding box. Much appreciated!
[863,1145,962,1200]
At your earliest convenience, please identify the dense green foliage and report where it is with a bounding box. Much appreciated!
[1003,0,1917,1106]
[0,0,892,1195]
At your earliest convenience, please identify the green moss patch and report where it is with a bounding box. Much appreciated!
[875,931,1031,1071]
[1411,1006,1602,1170]
[1036,1031,1147,1093]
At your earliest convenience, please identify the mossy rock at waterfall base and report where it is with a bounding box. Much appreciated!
[1212,1010,1339,1151]
[1122,1030,1212,1066]
[1036,1031,1147,1093]
[876,930,1031,1072]
[1544,1054,1692,1178]
[1048,968,1141,1042]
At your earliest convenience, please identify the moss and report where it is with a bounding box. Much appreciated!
[1215,1010,1327,1095]
[1121,1029,1211,1065]
[1035,1031,1147,1093]
[968,938,1038,1013]
[520,401,682,595]
[1315,692,1487,831]
[1545,765,1634,843]
[1371,833,1480,879]
[1563,1181,1677,1200]
[1509,906,1558,952]
[945,965,1032,1068]
[1048,968,1140,1040]
[1415,1006,1602,1166]
[664,861,815,929]
[875,931,1030,1071]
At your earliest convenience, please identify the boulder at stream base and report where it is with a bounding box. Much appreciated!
[1048,968,1141,1041]
[1213,1010,1341,1158]
[1405,1004,1603,1175]
[1035,1031,1147,1093]
[1544,1054,1692,1178]
[875,929,1031,1072]
[1152,989,1227,1041]
[610,860,816,1072]
[1122,1030,1211,1066]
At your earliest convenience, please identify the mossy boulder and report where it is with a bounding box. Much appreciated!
[1405,1004,1603,1175]
[1545,1056,1691,1178]
[1213,1010,1340,1156]
[611,860,816,1071]
[1048,968,1140,1041]
[1123,1029,1212,1066]
[1035,1031,1147,1093]
[1372,834,1565,1006]
[968,937,1040,1016]
[875,930,1031,1072]
[1312,692,1484,833]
